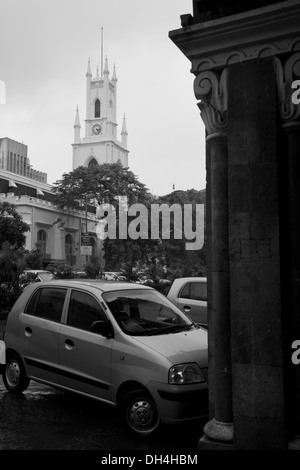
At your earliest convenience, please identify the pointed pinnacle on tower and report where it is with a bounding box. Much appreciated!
[112,63,117,82]
[104,55,109,75]
[86,58,92,77]
[74,105,81,128]
[121,114,128,135]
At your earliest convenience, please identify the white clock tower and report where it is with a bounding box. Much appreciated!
[72,53,129,170]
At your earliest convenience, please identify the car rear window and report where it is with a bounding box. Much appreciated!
[180,282,207,301]
[25,287,67,322]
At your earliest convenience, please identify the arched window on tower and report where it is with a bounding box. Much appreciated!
[95,99,101,118]
[88,158,98,168]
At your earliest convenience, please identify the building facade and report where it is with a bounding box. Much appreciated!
[0,138,47,183]
[0,139,103,269]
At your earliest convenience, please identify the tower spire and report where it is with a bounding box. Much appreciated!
[86,57,92,77]
[112,63,117,82]
[101,27,103,77]
[121,113,128,149]
[104,55,109,75]
[74,106,81,143]
[121,113,128,135]
[74,105,81,127]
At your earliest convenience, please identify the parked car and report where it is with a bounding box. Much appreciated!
[21,270,55,282]
[100,272,117,281]
[135,275,155,286]
[19,270,55,290]
[167,277,207,326]
[72,270,87,279]
[0,279,208,437]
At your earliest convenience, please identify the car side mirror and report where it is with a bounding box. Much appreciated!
[90,320,114,338]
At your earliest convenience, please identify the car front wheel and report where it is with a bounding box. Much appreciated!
[3,353,30,393]
[120,389,160,437]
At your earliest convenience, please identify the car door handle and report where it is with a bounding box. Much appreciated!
[24,327,32,337]
[183,306,191,311]
[64,339,74,350]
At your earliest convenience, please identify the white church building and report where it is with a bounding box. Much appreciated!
[0,48,129,268]
[72,56,128,169]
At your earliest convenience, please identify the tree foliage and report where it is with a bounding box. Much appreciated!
[52,162,150,208]
[153,189,207,280]
[24,243,44,269]
[53,162,153,277]
[0,242,26,288]
[52,163,207,280]
[0,201,30,248]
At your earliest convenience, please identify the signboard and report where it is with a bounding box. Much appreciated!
[81,233,92,255]
[81,245,92,255]
[81,233,91,245]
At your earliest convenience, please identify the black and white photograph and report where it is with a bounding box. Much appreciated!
[0,0,300,458]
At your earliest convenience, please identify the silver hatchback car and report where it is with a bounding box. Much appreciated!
[167,277,207,326]
[0,280,208,436]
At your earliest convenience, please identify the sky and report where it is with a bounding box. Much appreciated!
[0,0,206,197]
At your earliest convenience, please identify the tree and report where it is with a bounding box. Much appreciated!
[0,242,26,289]
[153,189,207,280]
[0,202,30,296]
[0,201,30,248]
[52,162,150,208]
[52,162,153,275]
[24,243,44,269]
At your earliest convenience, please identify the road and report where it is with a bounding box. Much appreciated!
[0,374,206,453]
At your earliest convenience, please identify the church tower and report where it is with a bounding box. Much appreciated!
[72,40,129,170]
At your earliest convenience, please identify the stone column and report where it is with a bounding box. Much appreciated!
[169,0,300,450]
[275,53,300,449]
[195,70,234,447]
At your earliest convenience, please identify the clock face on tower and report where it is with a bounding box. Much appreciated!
[92,123,102,135]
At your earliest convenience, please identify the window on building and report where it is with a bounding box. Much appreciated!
[37,229,47,254]
[95,99,101,118]
[65,233,73,266]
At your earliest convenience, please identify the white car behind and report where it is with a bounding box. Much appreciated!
[167,277,207,326]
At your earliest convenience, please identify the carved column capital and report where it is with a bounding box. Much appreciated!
[194,69,228,135]
[274,52,300,126]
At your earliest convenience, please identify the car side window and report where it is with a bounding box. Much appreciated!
[190,283,207,301]
[25,288,67,322]
[67,290,107,331]
[180,283,191,299]
[179,282,207,301]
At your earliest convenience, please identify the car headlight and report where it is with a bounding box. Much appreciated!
[168,363,205,384]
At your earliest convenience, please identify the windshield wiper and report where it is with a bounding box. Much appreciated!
[157,324,194,335]
[136,323,194,336]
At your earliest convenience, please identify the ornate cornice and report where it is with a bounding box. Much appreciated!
[194,69,228,135]
[274,52,300,123]
[169,0,300,74]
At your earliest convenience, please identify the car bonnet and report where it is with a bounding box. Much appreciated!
[131,327,208,366]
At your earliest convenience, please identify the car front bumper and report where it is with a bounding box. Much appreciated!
[148,379,208,424]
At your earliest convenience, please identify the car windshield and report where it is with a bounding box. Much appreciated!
[102,289,194,336]
[38,272,55,281]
